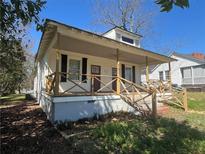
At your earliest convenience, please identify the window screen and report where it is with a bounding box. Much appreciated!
[182,68,191,78]
[125,67,132,81]
[69,59,80,80]
[193,65,205,77]
[165,70,170,80]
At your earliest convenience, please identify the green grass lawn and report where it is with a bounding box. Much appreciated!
[1,92,204,153]
[187,92,205,111]
[60,112,205,154]
[58,92,205,153]
[0,94,25,108]
[94,117,205,153]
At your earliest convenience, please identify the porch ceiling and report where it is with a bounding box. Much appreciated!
[55,34,168,65]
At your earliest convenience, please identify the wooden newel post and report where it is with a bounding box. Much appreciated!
[152,91,157,118]
[91,75,94,95]
[54,50,60,96]
[116,49,120,95]
[145,56,149,85]
[183,88,188,112]
[168,61,172,91]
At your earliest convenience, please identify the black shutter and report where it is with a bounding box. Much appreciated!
[121,64,125,78]
[132,66,135,83]
[82,58,87,83]
[61,54,67,82]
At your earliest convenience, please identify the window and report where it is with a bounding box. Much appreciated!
[125,67,132,81]
[159,71,164,81]
[122,36,134,44]
[165,70,170,80]
[193,65,205,77]
[69,59,80,80]
[181,67,191,78]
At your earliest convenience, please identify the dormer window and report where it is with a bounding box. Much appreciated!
[103,28,141,47]
[122,36,134,44]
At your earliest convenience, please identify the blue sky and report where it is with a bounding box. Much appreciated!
[29,0,205,55]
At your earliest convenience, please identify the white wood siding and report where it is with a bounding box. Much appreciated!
[39,48,142,93]
[141,55,202,86]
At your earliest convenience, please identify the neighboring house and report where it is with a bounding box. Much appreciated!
[34,19,174,122]
[141,52,205,91]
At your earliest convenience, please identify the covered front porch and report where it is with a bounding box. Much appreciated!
[39,21,174,97]
[36,20,187,121]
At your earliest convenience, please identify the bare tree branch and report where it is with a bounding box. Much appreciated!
[92,0,155,37]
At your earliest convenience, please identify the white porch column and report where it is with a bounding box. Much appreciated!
[168,61,172,90]
[116,49,120,95]
[191,66,194,85]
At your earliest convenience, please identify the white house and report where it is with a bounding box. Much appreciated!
[34,19,175,122]
[141,52,205,91]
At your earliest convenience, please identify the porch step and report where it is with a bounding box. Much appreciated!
[121,92,171,115]
[157,104,169,115]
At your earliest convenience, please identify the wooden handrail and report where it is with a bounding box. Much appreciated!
[45,72,151,95]
[58,72,115,78]
[119,77,150,93]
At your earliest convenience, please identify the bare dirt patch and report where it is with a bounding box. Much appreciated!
[0,101,71,154]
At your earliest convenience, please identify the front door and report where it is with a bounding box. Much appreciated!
[91,65,101,92]
[112,68,117,91]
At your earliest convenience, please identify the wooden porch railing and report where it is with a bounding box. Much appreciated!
[146,79,188,111]
[45,72,157,115]
[45,72,152,96]
[45,72,188,117]
[45,72,56,94]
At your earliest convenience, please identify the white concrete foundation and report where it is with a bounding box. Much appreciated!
[40,94,135,122]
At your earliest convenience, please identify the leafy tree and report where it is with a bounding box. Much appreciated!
[0,0,46,96]
[1,0,46,38]
[156,0,189,12]
[0,39,25,95]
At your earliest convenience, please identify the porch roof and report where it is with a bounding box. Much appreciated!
[36,19,176,66]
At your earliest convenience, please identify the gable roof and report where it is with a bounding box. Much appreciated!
[102,26,143,38]
[36,19,176,64]
[142,52,205,73]
[173,52,205,64]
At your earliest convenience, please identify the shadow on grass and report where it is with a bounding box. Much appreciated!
[0,101,71,154]
[67,114,205,154]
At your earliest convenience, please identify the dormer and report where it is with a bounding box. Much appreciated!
[102,27,142,48]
